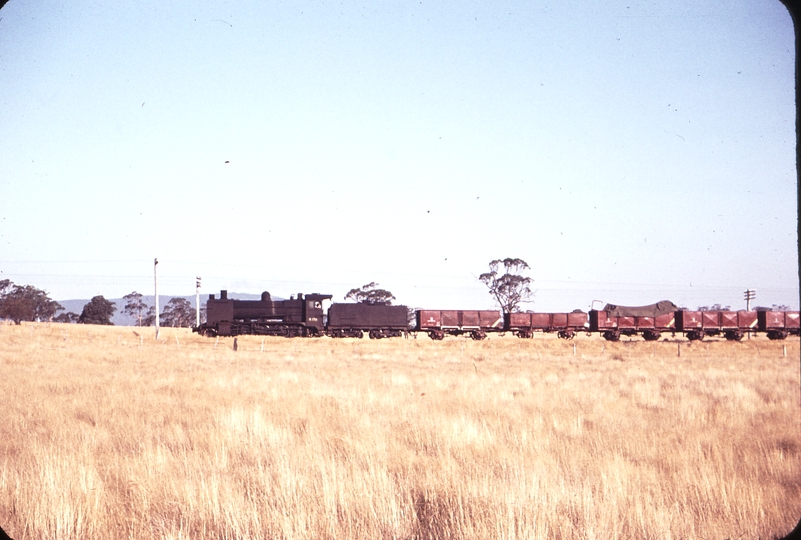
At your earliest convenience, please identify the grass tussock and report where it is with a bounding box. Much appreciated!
[0,323,798,539]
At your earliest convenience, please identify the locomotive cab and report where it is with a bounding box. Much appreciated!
[303,293,332,333]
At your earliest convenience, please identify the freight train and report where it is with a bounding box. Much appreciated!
[194,290,800,341]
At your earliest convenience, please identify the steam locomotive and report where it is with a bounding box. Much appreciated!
[197,290,407,339]
[193,290,800,341]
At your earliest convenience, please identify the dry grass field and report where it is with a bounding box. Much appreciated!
[0,322,798,540]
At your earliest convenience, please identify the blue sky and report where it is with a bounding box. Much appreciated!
[0,0,797,312]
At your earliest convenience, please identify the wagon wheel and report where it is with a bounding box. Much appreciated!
[369,329,382,339]
[602,330,620,342]
[686,331,704,341]
[642,330,660,341]
[470,331,486,341]
[724,330,743,341]
[558,330,575,340]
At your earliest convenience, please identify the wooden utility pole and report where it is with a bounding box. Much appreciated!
[155,258,160,340]
[195,277,201,327]
[744,289,756,311]
[744,289,756,340]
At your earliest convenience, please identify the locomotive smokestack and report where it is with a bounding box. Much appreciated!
[220,290,228,300]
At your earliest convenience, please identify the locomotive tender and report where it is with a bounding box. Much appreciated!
[194,290,800,341]
[327,303,408,339]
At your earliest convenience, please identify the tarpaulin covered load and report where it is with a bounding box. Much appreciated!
[601,300,678,318]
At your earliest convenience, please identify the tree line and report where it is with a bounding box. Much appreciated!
[0,280,200,327]
[120,292,199,327]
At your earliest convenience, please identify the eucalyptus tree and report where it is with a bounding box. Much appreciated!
[0,279,63,324]
[479,258,533,313]
[344,282,396,305]
[78,296,116,325]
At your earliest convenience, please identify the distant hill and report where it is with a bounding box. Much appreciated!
[56,292,270,326]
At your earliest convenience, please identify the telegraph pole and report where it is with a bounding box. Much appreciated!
[744,289,756,311]
[195,277,202,327]
[154,258,160,340]
[744,289,756,340]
